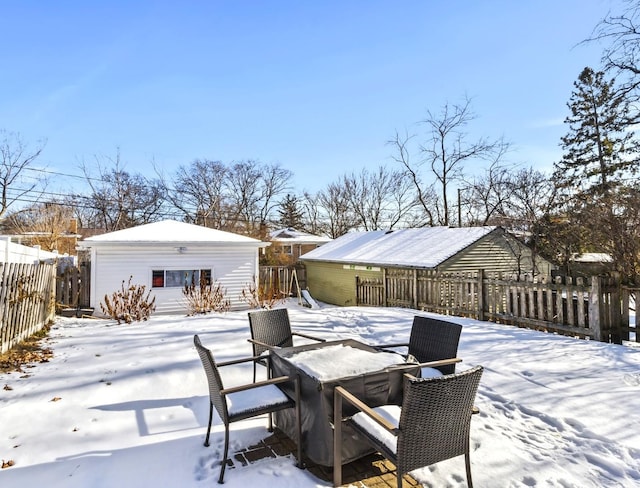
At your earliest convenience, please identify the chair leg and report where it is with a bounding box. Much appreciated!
[253,362,257,383]
[295,376,303,469]
[333,392,342,487]
[204,402,213,447]
[218,424,230,484]
[465,452,473,488]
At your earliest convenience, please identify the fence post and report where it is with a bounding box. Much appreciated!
[589,276,603,342]
[608,276,623,344]
[477,269,485,321]
[621,286,630,342]
[412,269,418,310]
[382,268,387,308]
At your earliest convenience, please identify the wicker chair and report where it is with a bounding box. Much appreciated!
[333,366,483,488]
[193,334,303,484]
[377,315,463,376]
[248,308,325,381]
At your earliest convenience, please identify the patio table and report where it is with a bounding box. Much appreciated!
[269,338,419,466]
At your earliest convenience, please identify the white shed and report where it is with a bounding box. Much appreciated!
[78,220,268,315]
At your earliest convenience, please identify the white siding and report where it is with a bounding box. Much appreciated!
[90,245,259,315]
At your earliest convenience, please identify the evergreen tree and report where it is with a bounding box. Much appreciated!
[277,193,304,229]
[552,67,640,282]
[553,67,639,199]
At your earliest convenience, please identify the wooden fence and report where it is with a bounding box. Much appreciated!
[56,264,91,309]
[356,269,635,344]
[259,265,306,297]
[0,262,57,354]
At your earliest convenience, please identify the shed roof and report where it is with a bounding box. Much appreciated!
[79,219,264,246]
[299,226,498,268]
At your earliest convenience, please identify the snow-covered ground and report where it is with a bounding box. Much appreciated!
[1,301,640,487]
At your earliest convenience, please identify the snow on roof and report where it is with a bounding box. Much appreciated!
[299,226,498,268]
[269,227,331,244]
[80,220,263,245]
[571,252,613,263]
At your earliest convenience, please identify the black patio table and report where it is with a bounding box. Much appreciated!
[269,338,419,467]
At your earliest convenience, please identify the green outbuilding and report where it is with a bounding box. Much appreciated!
[299,226,554,307]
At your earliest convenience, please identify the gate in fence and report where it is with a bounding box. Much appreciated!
[56,264,91,309]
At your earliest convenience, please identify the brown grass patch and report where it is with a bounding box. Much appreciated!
[0,324,53,374]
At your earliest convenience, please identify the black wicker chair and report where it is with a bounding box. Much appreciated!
[193,334,303,484]
[377,315,463,376]
[248,308,325,381]
[333,366,483,488]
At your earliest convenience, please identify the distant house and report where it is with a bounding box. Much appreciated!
[78,220,268,315]
[2,219,81,257]
[269,228,331,263]
[569,252,614,277]
[299,226,555,307]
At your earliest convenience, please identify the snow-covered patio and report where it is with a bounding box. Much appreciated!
[1,302,640,487]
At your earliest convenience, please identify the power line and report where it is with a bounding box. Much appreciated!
[24,166,93,181]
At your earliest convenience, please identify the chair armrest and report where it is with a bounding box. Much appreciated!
[372,342,409,350]
[291,331,326,342]
[217,354,271,368]
[416,357,462,369]
[247,338,282,350]
[334,386,397,433]
[221,374,294,395]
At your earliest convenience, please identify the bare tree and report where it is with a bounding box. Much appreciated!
[462,160,515,226]
[80,150,166,231]
[301,191,324,236]
[419,98,510,226]
[225,160,292,236]
[162,159,228,227]
[387,131,437,226]
[587,1,640,111]
[316,181,360,238]
[343,166,418,230]
[0,130,47,220]
[5,200,77,254]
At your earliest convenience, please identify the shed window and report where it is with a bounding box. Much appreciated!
[152,269,212,288]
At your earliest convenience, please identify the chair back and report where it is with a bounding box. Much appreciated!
[248,308,294,356]
[408,316,462,374]
[397,365,483,475]
[193,334,229,423]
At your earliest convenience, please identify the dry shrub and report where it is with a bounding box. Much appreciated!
[183,279,230,316]
[240,278,287,309]
[100,276,156,324]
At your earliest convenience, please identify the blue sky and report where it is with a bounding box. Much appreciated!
[0,1,620,195]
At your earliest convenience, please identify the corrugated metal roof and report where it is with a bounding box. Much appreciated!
[299,226,497,268]
[80,219,262,245]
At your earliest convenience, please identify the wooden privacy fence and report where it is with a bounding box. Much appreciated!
[56,264,91,309]
[0,262,57,354]
[356,269,635,344]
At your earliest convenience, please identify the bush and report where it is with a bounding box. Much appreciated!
[240,278,287,309]
[183,278,230,316]
[100,276,156,324]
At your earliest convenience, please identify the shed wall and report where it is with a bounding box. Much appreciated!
[305,261,382,307]
[90,245,258,314]
[440,232,554,276]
